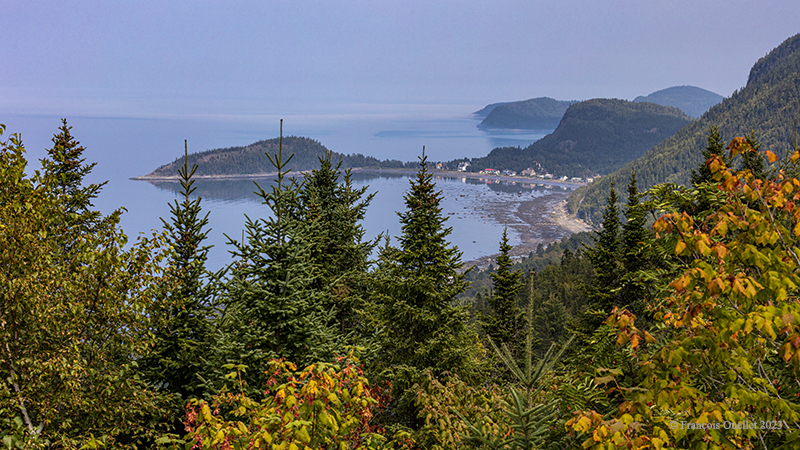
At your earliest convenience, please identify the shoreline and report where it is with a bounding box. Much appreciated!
[132,167,587,189]
[459,193,593,270]
[133,168,593,270]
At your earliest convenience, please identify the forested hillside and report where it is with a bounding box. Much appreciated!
[571,32,800,223]
[472,101,510,118]
[141,136,412,178]
[477,97,576,130]
[463,99,690,177]
[633,85,724,118]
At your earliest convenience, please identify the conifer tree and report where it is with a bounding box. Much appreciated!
[480,226,523,349]
[299,152,376,337]
[220,122,337,394]
[145,141,212,406]
[690,126,728,187]
[740,131,768,180]
[370,148,483,425]
[620,170,647,270]
[41,119,106,229]
[582,179,622,329]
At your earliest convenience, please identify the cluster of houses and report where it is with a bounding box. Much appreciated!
[452,161,596,183]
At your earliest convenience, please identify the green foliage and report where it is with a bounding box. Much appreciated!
[569,138,800,448]
[143,141,215,433]
[217,124,341,393]
[582,179,622,327]
[298,151,377,339]
[461,307,573,450]
[0,124,175,447]
[573,32,800,223]
[368,149,485,426]
[480,227,524,350]
[39,118,108,236]
[183,355,411,450]
[412,373,508,450]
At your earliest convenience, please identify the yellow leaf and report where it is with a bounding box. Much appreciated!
[767,150,778,163]
[675,241,686,254]
[576,416,592,433]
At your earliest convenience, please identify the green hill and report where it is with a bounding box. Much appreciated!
[463,99,691,177]
[138,136,410,179]
[633,85,724,118]
[570,33,800,224]
[477,97,577,129]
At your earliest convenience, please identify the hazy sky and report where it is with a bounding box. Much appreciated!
[2,0,799,119]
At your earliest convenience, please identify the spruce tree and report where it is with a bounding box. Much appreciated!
[691,126,728,187]
[220,122,338,394]
[145,141,212,405]
[480,226,523,349]
[583,179,622,329]
[40,119,114,254]
[621,170,647,269]
[370,148,483,425]
[740,131,768,180]
[618,169,652,320]
[299,152,376,338]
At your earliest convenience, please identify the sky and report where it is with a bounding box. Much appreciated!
[2,0,800,120]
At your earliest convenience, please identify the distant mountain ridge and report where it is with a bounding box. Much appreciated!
[633,85,724,118]
[472,102,510,118]
[460,99,691,177]
[137,136,410,179]
[570,33,800,224]
[477,97,577,130]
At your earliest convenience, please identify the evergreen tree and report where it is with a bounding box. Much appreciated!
[41,119,107,230]
[690,126,728,187]
[370,148,484,426]
[298,151,376,338]
[582,179,622,330]
[144,141,212,411]
[618,169,654,320]
[740,131,768,180]
[220,122,338,394]
[480,227,523,349]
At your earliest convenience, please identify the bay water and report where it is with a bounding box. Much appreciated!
[2,109,554,270]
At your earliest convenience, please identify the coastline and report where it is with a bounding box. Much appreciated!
[132,167,587,190]
[133,167,593,270]
[459,193,592,270]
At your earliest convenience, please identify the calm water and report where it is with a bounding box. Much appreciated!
[2,111,554,270]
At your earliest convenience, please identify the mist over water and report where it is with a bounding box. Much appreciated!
[2,106,552,270]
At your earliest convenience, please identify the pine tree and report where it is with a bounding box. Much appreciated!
[145,141,212,406]
[480,226,523,349]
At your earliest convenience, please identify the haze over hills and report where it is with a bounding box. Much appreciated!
[570,32,800,224]
[477,97,577,130]
[633,85,724,118]
[460,99,691,178]
[136,136,412,179]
